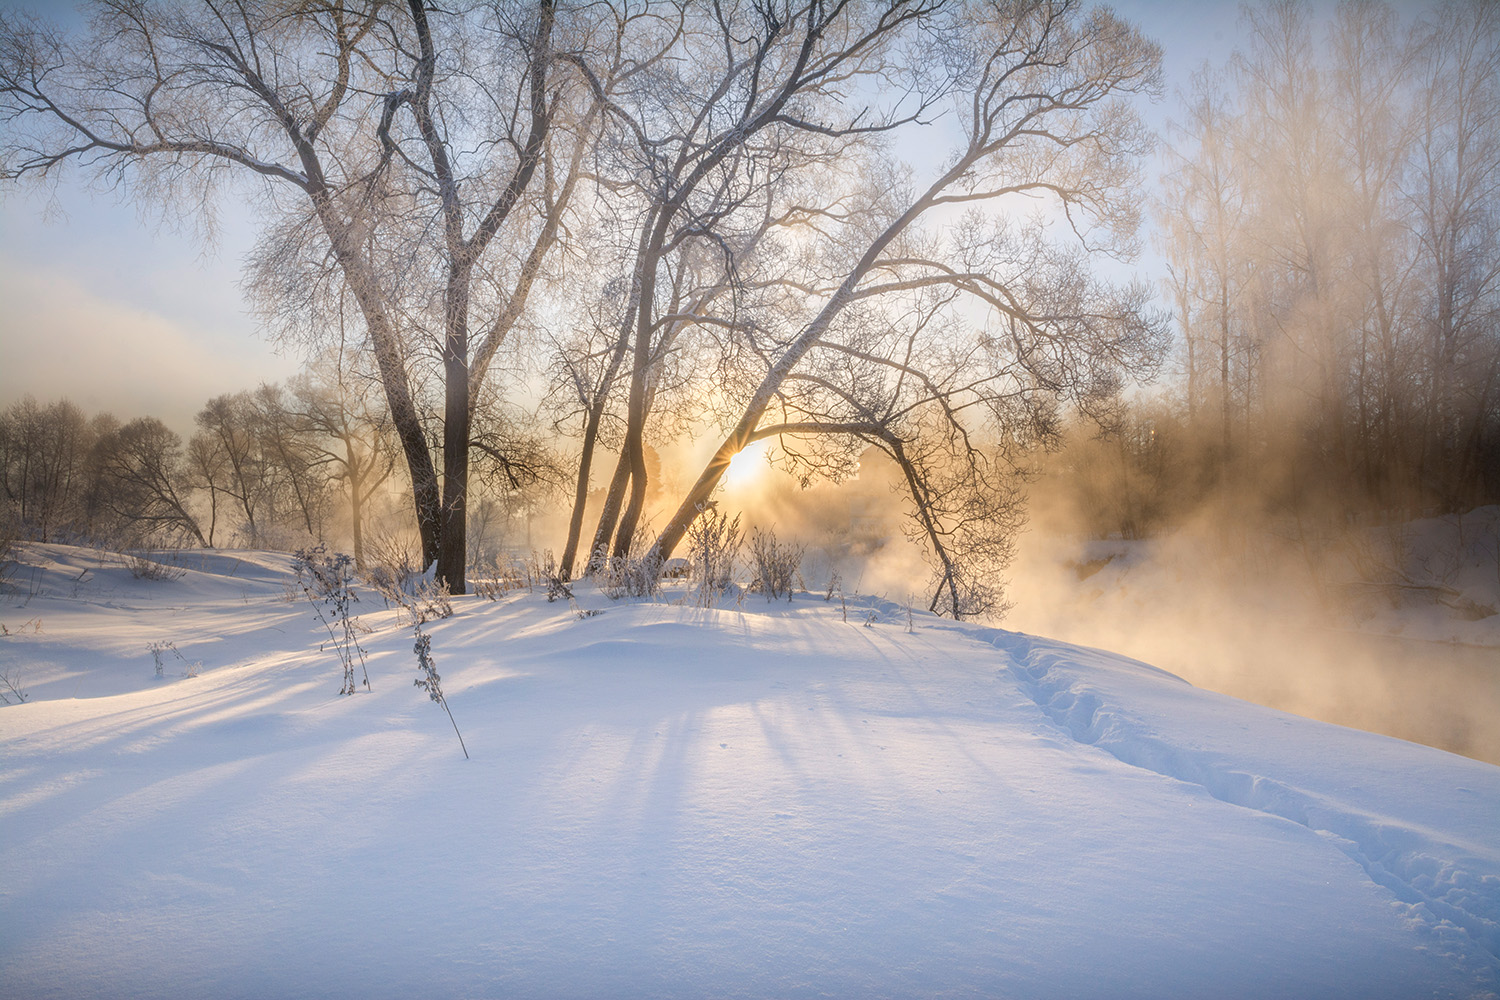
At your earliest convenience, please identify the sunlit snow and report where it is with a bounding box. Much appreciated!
[2,544,1497,999]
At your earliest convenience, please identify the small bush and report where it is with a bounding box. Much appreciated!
[748,526,803,601]
[469,554,528,601]
[472,576,508,601]
[686,503,742,607]
[365,527,422,584]
[524,549,573,602]
[408,579,455,623]
[123,549,187,582]
[596,547,663,600]
[363,563,454,626]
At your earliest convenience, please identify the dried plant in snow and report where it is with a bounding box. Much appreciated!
[686,503,742,608]
[413,625,468,760]
[1,668,28,704]
[748,527,803,601]
[147,639,201,679]
[292,545,371,695]
[123,549,187,581]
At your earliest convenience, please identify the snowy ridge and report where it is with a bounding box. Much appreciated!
[984,627,1500,970]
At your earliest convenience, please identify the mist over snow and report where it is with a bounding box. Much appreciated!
[2,545,1497,999]
[1003,505,1500,767]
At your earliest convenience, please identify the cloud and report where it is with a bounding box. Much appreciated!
[0,255,298,434]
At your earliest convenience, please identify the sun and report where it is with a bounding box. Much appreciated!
[725,440,772,491]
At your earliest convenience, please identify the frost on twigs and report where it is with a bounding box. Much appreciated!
[748,526,803,601]
[363,560,454,626]
[147,640,200,679]
[686,502,742,608]
[538,550,572,603]
[413,625,468,760]
[292,545,371,695]
[596,545,663,601]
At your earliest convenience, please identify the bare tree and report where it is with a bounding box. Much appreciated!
[1328,0,1422,505]
[0,397,95,541]
[549,1,944,577]
[193,393,272,546]
[1151,0,1500,521]
[643,1,1165,616]
[285,363,396,572]
[0,0,603,591]
[186,426,230,548]
[1408,0,1500,509]
[253,382,334,543]
[94,418,207,546]
[1158,65,1253,462]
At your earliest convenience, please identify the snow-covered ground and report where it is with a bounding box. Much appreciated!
[2,543,1498,999]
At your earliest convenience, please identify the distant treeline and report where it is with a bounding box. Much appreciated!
[1052,2,1499,540]
[0,376,401,567]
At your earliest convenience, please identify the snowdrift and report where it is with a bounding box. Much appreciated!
[2,544,1497,999]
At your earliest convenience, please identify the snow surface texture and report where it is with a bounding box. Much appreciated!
[2,544,1498,999]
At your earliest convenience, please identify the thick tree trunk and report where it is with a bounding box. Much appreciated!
[588,449,633,572]
[612,424,649,559]
[437,271,472,594]
[350,478,365,573]
[560,410,603,579]
[364,309,443,569]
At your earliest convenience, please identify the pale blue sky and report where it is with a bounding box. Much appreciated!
[0,1,1248,434]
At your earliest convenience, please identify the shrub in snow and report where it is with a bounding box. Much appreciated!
[363,559,453,626]
[748,526,803,601]
[470,556,527,601]
[686,503,742,608]
[413,625,468,760]
[407,580,454,624]
[146,639,201,680]
[292,545,371,695]
[122,548,187,581]
[530,550,573,603]
[595,545,663,601]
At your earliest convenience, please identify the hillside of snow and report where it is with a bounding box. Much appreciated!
[2,543,1498,999]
